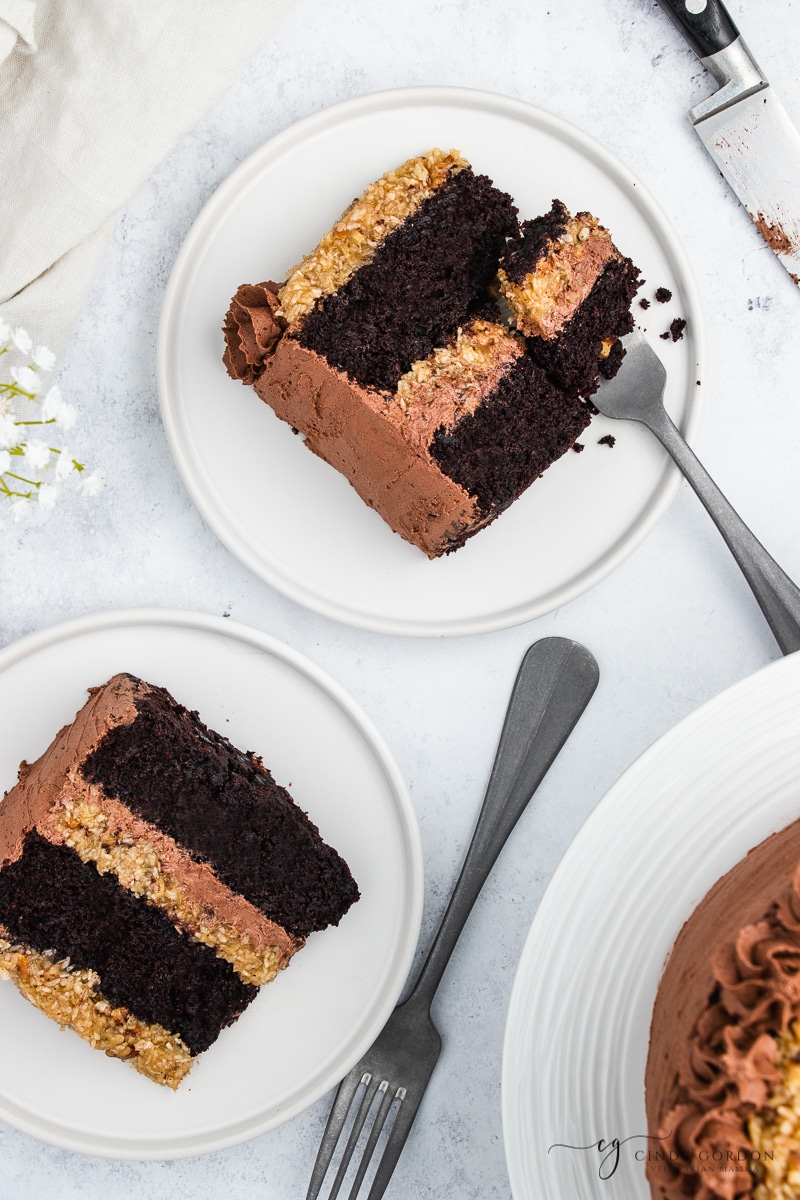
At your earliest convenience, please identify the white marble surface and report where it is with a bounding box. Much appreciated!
[2,1,800,1196]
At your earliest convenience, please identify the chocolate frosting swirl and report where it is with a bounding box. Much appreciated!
[222,281,286,384]
[646,824,800,1200]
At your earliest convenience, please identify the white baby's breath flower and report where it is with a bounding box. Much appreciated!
[23,438,51,471]
[10,364,42,395]
[75,469,105,498]
[31,345,56,372]
[40,386,76,429]
[1,329,104,526]
[0,412,19,450]
[54,450,75,481]
[10,328,32,354]
[54,400,76,430]
[40,385,62,420]
[37,480,61,511]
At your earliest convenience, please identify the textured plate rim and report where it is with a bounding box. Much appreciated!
[157,84,704,638]
[500,650,800,1198]
[0,607,424,1160]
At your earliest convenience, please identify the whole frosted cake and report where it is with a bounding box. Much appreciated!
[646,818,800,1199]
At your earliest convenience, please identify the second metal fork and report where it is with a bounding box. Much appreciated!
[306,636,600,1200]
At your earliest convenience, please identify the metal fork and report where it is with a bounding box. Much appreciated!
[593,329,800,656]
[306,637,600,1200]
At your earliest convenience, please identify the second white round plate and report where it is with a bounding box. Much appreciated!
[158,86,703,636]
[502,651,800,1199]
[0,609,422,1159]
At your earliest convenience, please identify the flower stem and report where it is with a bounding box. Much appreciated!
[6,471,40,488]
[0,477,32,499]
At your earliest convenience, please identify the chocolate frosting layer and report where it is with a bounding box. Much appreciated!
[0,675,138,868]
[222,281,286,384]
[255,336,489,558]
[646,818,800,1199]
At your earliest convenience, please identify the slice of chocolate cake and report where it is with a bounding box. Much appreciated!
[223,152,636,558]
[0,674,359,1088]
[497,199,641,397]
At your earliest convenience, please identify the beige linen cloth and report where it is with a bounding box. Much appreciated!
[0,0,294,361]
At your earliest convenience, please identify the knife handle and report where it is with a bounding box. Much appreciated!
[655,0,739,59]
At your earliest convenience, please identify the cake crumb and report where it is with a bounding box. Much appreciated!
[572,441,585,453]
[669,317,686,341]
[639,297,651,309]
[655,286,672,303]
[598,434,616,448]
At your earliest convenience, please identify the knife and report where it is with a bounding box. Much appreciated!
[656,0,800,286]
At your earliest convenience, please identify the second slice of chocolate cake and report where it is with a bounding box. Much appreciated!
[0,673,359,1088]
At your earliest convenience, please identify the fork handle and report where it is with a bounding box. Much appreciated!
[644,405,800,655]
[407,638,599,1012]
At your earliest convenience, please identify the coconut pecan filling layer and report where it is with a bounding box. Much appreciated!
[53,795,288,987]
[749,1022,800,1199]
[395,319,522,416]
[278,148,468,326]
[0,935,193,1089]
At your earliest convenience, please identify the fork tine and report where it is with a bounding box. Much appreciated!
[346,1081,397,1198]
[306,1070,371,1200]
[365,1086,418,1200]
[327,1076,385,1200]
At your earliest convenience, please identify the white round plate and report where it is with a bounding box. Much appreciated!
[0,609,423,1159]
[502,650,800,1199]
[158,86,703,637]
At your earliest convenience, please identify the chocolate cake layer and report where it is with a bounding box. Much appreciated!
[0,832,256,1055]
[430,351,591,514]
[294,166,518,392]
[278,149,469,327]
[82,681,360,940]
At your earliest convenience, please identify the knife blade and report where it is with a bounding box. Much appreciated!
[656,0,800,287]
